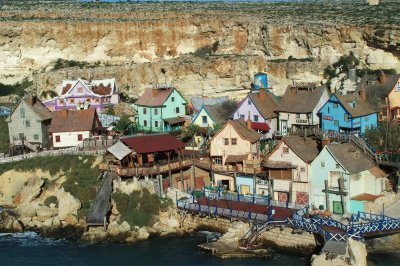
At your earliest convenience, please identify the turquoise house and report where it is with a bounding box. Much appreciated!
[310,142,386,214]
[318,94,377,135]
[133,85,187,132]
[236,175,254,194]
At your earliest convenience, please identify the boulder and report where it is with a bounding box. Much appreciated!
[36,205,58,221]
[348,238,367,266]
[55,188,81,221]
[44,217,53,227]
[0,211,23,232]
[15,202,38,217]
[12,176,44,206]
[82,227,108,243]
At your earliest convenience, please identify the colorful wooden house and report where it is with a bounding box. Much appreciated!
[356,72,400,121]
[318,93,377,134]
[276,84,329,135]
[43,78,119,113]
[264,136,319,205]
[191,102,235,134]
[6,96,52,151]
[133,84,187,132]
[310,142,387,214]
[171,167,211,191]
[210,119,261,167]
[49,109,102,148]
[233,88,278,139]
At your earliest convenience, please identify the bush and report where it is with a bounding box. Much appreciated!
[0,79,32,97]
[193,41,219,58]
[44,195,58,207]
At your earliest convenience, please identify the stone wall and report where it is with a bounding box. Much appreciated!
[180,213,233,233]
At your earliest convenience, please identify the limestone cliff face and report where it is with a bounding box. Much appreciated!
[0,14,399,97]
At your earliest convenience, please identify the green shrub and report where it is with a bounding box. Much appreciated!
[44,195,58,207]
[112,190,129,218]
[0,79,32,97]
[0,118,9,153]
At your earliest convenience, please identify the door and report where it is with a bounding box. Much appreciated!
[280,120,288,135]
[333,201,344,214]
[19,133,25,141]
[240,185,250,195]
[195,176,205,189]
[295,192,309,205]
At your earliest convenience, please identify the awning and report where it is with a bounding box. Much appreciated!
[351,193,382,202]
[263,160,296,169]
[107,140,132,160]
[251,122,271,131]
[225,154,248,163]
[163,117,186,125]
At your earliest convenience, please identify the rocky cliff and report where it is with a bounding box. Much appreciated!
[1,1,399,98]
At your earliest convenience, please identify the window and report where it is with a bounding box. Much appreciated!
[55,135,60,143]
[70,98,75,103]
[155,121,159,127]
[296,114,300,119]
[231,138,237,145]
[240,114,245,119]
[20,108,25,118]
[202,116,208,124]
[154,108,158,115]
[344,113,349,121]
[224,138,229,145]
[143,108,147,115]
[59,99,64,104]
[253,115,259,122]
[19,133,24,140]
[171,97,175,102]
[94,98,99,103]
[247,98,251,105]
[77,88,83,93]
[321,161,325,167]
[144,120,147,127]
[176,107,180,113]
[34,134,39,140]
[300,167,305,172]
[365,116,369,121]
[283,147,289,154]
[336,163,340,169]
[334,120,339,126]
[333,103,338,108]
[25,120,30,127]
[327,107,330,113]
[77,134,83,141]
[86,97,91,102]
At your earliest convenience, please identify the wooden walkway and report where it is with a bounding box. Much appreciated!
[86,171,115,226]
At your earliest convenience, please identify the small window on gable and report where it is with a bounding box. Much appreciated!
[224,138,229,145]
[20,107,25,118]
[231,138,237,145]
[253,115,259,122]
[247,98,251,105]
[202,116,207,124]
[321,161,325,168]
[333,103,338,109]
[77,87,83,93]
[336,163,340,169]
[171,97,175,102]
[282,147,289,154]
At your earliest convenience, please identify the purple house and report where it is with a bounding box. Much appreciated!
[43,78,120,113]
[233,88,278,139]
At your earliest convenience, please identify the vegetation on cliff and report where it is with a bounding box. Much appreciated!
[0,118,8,153]
[365,121,400,153]
[112,189,172,227]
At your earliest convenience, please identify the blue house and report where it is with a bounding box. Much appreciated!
[254,72,269,90]
[318,94,378,134]
[236,175,254,194]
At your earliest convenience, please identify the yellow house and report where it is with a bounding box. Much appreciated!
[360,72,400,121]
[210,119,261,166]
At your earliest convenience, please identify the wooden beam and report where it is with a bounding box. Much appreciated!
[322,188,348,196]
[324,180,330,211]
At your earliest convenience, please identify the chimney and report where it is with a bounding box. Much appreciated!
[27,96,37,106]
[259,88,267,102]
[321,137,330,148]
[152,88,159,97]
[247,111,252,130]
[359,86,367,102]
[379,70,387,84]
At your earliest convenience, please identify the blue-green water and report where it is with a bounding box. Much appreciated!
[0,232,307,266]
[0,232,399,266]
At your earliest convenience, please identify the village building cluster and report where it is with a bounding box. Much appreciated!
[4,71,400,217]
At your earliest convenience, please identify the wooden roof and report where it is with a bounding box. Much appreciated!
[49,109,99,133]
[120,133,185,154]
[135,88,173,106]
[276,85,327,113]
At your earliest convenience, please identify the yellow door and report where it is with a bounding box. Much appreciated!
[241,185,250,195]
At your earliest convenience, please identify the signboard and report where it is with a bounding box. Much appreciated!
[295,119,308,124]
[323,116,333,121]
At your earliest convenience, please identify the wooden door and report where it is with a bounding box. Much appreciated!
[195,176,204,189]
[280,120,288,135]
[295,192,309,205]
[240,185,250,195]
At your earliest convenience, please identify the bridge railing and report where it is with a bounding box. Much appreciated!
[351,211,397,223]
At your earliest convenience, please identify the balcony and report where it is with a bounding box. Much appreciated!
[99,159,193,177]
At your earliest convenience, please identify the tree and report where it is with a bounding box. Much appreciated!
[365,121,400,152]
[111,115,135,136]
[182,124,200,143]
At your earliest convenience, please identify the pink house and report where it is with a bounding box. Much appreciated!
[43,78,120,113]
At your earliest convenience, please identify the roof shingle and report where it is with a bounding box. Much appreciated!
[276,85,327,113]
[282,136,319,163]
[334,94,376,117]
[121,133,185,154]
[135,88,173,106]
[49,109,98,133]
[248,90,278,119]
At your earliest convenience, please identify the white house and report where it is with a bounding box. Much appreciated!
[49,109,102,148]
[275,84,329,135]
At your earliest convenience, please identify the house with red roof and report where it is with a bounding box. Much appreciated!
[49,109,102,148]
[133,84,187,132]
[43,78,119,113]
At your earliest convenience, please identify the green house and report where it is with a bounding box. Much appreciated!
[133,85,187,132]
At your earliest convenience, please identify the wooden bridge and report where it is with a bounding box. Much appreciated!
[86,171,115,227]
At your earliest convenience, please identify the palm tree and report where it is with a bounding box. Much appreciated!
[111,115,135,136]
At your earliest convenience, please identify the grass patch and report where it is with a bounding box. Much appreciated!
[0,118,9,154]
[0,155,101,219]
[112,188,173,227]
[52,58,101,71]
[0,79,32,97]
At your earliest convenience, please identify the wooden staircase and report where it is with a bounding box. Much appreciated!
[349,135,377,162]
